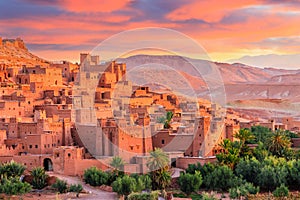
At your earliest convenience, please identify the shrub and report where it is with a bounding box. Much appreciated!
[235,157,261,185]
[83,167,109,186]
[31,167,48,189]
[178,171,202,196]
[52,179,68,193]
[0,161,26,178]
[273,184,289,197]
[69,184,83,197]
[127,191,159,200]
[244,182,259,195]
[229,182,259,199]
[112,175,137,197]
[205,165,242,191]
[0,177,31,195]
[257,165,287,191]
[201,192,218,200]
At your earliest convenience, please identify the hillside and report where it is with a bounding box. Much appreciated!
[0,37,48,67]
[118,55,300,85]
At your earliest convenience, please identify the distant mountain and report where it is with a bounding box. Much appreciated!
[227,54,300,69]
[118,54,300,85]
[118,55,300,102]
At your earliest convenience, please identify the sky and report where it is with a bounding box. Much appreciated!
[0,0,299,64]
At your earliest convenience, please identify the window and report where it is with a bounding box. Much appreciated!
[35,145,38,148]
[68,153,71,157]
[162,139,165,144]
[44,144,46,148]
[130,146,133,150]
[22,146,24,149]
[29,145,32,149]
[48,144,50,148]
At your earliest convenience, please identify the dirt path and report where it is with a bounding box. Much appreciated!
[49,172,118,200]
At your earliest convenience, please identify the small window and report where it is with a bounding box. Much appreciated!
[68,153,71,157]
[130,146,133,150]
[35,145,38,148]
[29,145,32,149]
[162,139,165,144]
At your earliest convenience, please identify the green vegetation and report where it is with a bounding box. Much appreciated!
[127,191,159,200]
[52,179,68,194]
[147,148,171,191]
[112,175,137,198]
[273,184,289,197]
[83,166,109,186]
[0,161,31,195]
[69,183,83,197]
[31,167,48,189]
[178,171,202,196]
[110,156,125,172]
[163,111,173,129]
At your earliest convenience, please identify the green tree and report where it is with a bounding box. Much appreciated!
[251,125,272,144]
[178,171,203,196]
[110,156,125,177]
[147,148,171,190]
[83,167,109,186]
[112,175,136,198]
[266,130,291,157]
[205,165,242,191]
[52,179,68,194]
[234,129,255,157]
[216,139,241,169]
[257,165,287,191]
[164,111,173,129]
[31,167,48,189]
[235,157,261,185]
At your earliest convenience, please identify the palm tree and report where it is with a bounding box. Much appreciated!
[31,167,48,189]
[110,156,124,173]
[164,111,173,129]
[266,130,291,156]
[234,129,255,144]
[147,148,169,171]
[147,148,171,190]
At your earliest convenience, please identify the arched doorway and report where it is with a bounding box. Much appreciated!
[43,158,53,171]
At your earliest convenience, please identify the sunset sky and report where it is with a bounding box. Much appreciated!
[0,0,299,63]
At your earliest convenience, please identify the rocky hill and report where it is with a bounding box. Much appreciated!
[0,37,48,67]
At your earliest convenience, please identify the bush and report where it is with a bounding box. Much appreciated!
[0,161,26,178]
[112,175,137,197]
[229,182,259,199]
[69,184,83,197]
[235,157,261,185]
[273,184,289,197]
[83,167,109,186]
[257,165,287,191]
[244,182,259,195]
[52,179,68,193]
[178,171,202,196]
[31,167,48,189]
[0,177,31,195]
[127,191,159,200]
[205,165,242,191]
[201,192,218,200]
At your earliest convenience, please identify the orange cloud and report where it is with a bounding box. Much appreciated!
[166,0,263,22]
[58,0,131,13]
